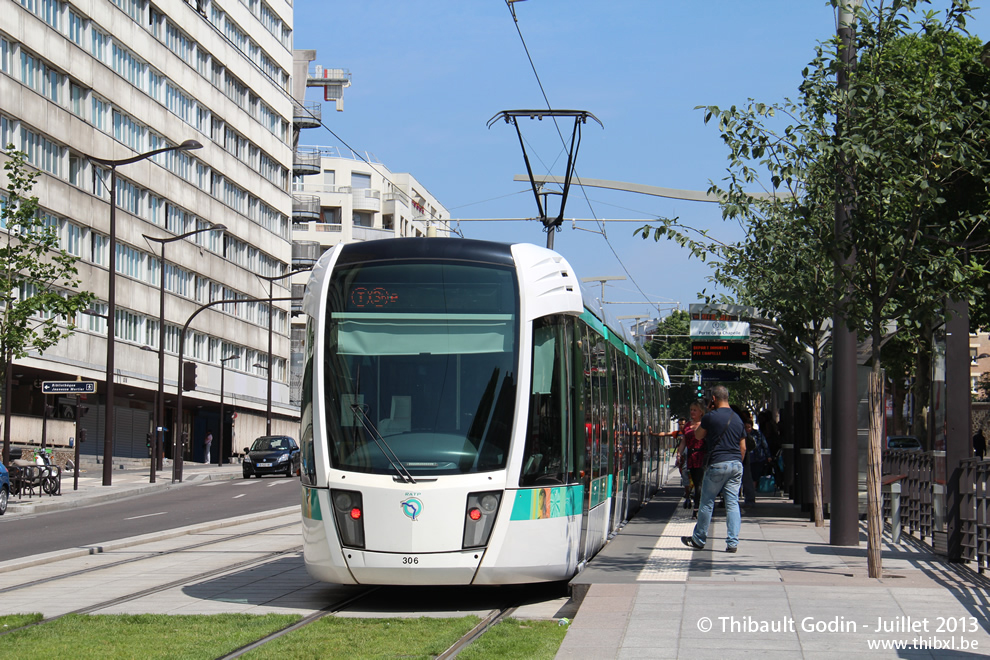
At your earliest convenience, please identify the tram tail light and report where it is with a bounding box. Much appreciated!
[462,490,502,549]
[331,489,365,549]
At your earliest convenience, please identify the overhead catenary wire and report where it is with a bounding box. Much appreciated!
[502,0,667,318]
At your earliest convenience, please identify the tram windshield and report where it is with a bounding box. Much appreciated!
[323,260,518,476]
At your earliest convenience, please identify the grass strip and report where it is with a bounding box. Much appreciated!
[0,614,43,632]
[0,613,299,660]
[458,617,568,660]
[242,615,481,659]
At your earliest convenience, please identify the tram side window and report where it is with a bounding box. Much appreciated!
[521,316,571,486]
[300,320,317,486]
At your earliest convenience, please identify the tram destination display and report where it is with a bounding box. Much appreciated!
[691,341,750,363]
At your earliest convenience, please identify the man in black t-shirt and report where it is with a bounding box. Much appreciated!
[681,385,746,553]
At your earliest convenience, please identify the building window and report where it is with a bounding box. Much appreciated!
[91,232,108,266]
[62,220,83,256]
[92,95,110,132]
[68,11,84,46]
[68,152,84,187]
[91,28,110,64]
[41,0,61,30]
[20,127,61,177]
[70,82,86,118]
[113,110,146,153]
[112,43,145,87]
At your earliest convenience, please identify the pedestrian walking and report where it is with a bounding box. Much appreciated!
[682,385,746,553]
[674,402,707,518]
[203,431,213,464]
[974,428,986,460]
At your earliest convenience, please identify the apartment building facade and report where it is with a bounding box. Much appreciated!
[1,0,298,464]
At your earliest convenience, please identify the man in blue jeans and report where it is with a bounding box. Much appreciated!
[681,385,746,553]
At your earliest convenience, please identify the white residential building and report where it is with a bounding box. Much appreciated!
[287,147,451,403]
[1,0,298,464]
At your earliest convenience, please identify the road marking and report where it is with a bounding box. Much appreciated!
[233,494,246,499]
[267,480,293,487]
[124,512,168,521]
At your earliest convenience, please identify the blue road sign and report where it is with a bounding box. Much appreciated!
[42,381,97,394]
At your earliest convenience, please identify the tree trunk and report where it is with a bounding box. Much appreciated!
[914,321,933,448]
[812,389,824,527]
[867,368,884,577]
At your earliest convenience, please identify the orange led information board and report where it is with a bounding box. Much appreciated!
[691,342,750,363]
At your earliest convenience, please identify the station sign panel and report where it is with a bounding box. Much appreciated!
[689,319,750,340]
[691,342,750,363]
[42,381,96,394]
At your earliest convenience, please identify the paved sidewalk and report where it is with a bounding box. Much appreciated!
[559,488,990,659]
[3,457,243,516]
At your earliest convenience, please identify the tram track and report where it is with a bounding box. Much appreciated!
[0,543,305,639]
[436,605,518,659]
[217,598,518,660]
[0,520,300,596]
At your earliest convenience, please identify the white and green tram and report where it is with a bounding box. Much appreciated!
[299,238,670,585]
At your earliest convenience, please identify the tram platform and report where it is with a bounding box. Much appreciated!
[558,486,990,658]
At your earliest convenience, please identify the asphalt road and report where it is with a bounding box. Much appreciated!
[0,477,301,561]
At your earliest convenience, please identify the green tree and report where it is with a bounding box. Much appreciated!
[645,310,696,417]
[642,1,990,576]
[1,148,95,463]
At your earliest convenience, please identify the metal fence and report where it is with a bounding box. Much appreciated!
[882,450,989,573]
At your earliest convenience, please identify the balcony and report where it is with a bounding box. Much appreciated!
[291,195,320,222]
[292,241,321,269]
[291,283,305,314]
[293,101,322,129]
[353,226,395,242]
[352,188,381,212]
[293,150,320,177]
[383,192,408,216]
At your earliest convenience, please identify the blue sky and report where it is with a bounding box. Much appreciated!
[292,1,987,330]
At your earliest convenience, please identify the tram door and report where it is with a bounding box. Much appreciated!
[575,324,591,563]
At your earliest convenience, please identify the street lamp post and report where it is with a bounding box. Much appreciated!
[256,268,310,435]
[87,139,203,486]
[219,354,238,468]
[173,294,298,482]
[142,224,225,483]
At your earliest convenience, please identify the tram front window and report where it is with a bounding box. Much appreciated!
[324,261,518,476]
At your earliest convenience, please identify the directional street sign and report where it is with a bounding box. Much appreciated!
[42,381,97,394]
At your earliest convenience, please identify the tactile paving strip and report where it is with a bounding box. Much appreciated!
[637,512,698,582]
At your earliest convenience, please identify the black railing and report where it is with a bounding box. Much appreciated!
[882,449,989,573]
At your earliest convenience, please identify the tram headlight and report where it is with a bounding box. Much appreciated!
[463,490,502,549]
[330,489,365,549]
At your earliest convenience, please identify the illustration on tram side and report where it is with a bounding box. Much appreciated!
[298,238,670,585]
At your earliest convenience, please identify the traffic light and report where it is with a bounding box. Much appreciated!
[696,382,703,399]
[182,361,197,391]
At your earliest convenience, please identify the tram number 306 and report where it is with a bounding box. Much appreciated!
[402,556,419,565]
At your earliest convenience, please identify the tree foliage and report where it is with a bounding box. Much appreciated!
[2,148,95,460]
